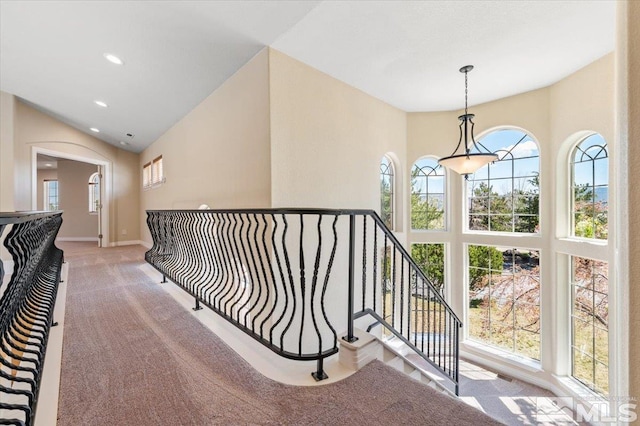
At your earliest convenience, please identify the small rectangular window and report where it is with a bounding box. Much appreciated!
[143,155,164,188]
[43,180,59,211]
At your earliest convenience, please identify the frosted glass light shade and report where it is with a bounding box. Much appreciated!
[438,153,498,175]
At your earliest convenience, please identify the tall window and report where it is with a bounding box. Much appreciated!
[571,256,608,396]
[571,134,608,240]
[411,243,445,295]
[411,158,445,230]
[380,156,394,229]
[467,129,539,233]
[468,245,541,360]
[43,180,59,211]
[89,172,100,213]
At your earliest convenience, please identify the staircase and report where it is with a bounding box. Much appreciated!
[338,327,455,396]
[145,208,462,393]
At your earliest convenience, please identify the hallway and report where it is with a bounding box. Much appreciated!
[53,242,500,425]
[48,242,570,425]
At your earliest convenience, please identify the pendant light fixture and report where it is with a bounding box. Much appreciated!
[438,65,497,177]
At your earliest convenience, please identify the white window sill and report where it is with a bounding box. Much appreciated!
[463,230,541,238]
[143,179,166,191]
[462,339,543,373]
[557,237,608,246]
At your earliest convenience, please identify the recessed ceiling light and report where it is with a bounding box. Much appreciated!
[103,53,123,65]
[90,127,100,133]
[45,163,53,167]
[94,100,108,108]
[119,141,129,146]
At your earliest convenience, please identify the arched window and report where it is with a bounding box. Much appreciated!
[380,156,395,229]
[571,134,608,240]
[467,129,539,233]
[89,172,100,213]
[411,158,445,230]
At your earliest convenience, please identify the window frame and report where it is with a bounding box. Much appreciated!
[380,155,395,230]
[43,179,59,211]
[410,156,446,232]
[143,155,165,189]
[466,243,542,361]
[88,172,100,213]
[465,129,541,235]
[570,134,608,241]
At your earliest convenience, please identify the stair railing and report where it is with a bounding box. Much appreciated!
[145,209,461,393]
[0,211,64,426]
[347,212,462,395]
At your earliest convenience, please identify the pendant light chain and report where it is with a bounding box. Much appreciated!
[464,68,468,117]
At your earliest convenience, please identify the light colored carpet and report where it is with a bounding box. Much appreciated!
[56,242,502,425]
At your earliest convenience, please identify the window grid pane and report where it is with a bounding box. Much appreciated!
[411,158,445,230]
[468,245,541,360]
[88,172,99,213]
[466,130,540,233]
[571,256,609,396]
[380,156,394,229]
[44,180,59,211]
[572,134,608,240]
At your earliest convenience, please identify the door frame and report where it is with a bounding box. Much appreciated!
[31,147,111,248]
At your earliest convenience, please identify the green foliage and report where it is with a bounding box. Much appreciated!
[411,243,444,293]
[573,183,608,239]
[410,168,444,230]
[380,178,393,229]
[468,172,539,233]
[468,245,503,288]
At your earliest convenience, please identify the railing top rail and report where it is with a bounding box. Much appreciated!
[146,208,377,216]
[0,211,63,225]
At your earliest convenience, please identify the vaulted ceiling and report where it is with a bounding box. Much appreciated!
[0,1,616,153]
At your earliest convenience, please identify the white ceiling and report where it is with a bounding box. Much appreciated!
[0,1,616,153]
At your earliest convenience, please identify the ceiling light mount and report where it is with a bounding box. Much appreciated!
[438,65,498,177]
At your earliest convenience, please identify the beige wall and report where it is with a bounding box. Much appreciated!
[1,97,141,245]
[269,49,407,223]
[625,0,639,412]
[140,48,271,243]
[0,92,15,212]
[56,159,98,239]
[36,168,57,210]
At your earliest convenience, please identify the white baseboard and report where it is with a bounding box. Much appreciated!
[56,237,99,242]
[110,240,147,247]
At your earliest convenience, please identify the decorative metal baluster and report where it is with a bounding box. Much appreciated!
[310,215,325,380]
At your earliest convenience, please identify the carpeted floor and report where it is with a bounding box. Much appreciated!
[56,242,502,425]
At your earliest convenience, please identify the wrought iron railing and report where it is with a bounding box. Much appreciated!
[145,209,461,393]
[0,211,64,426]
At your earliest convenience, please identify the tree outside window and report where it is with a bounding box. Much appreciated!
[411,158,445,230]
[468,245,541,360]
[380,156,394,230]
[572,134,608,240]
[467,129,539,233]
[571,257,609,396]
